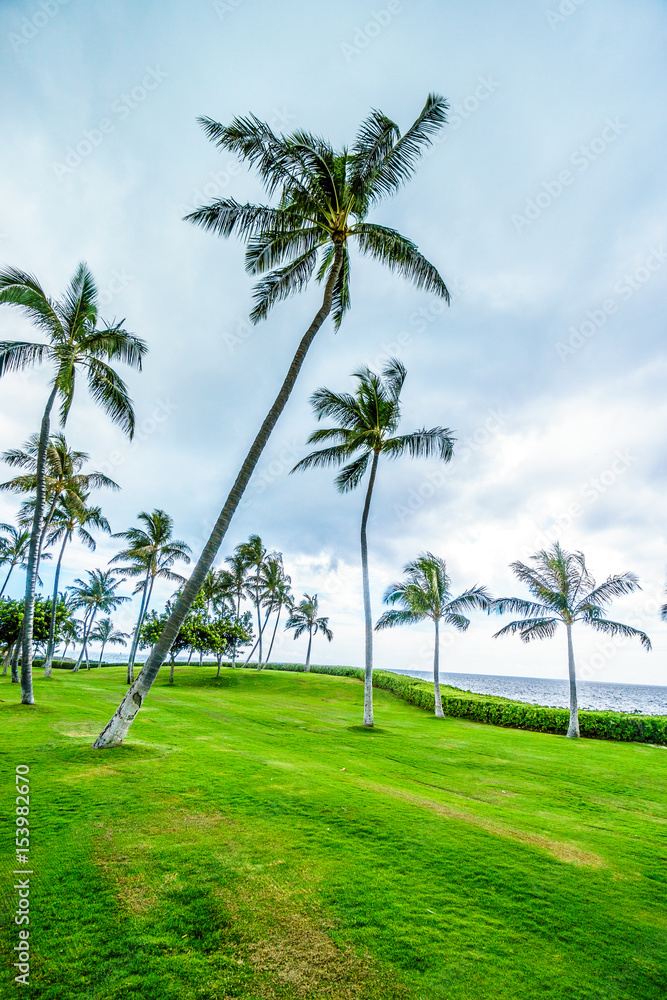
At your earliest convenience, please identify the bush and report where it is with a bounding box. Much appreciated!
[253,662,667,745]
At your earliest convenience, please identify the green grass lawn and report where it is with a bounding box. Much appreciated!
[1,666,666,1000]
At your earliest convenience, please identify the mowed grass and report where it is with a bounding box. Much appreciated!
[1,667,666,1000]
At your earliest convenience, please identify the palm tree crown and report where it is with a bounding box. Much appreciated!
[493,542,651,737]
[0,524,31,598]
[376,553,491,718]
[285,593,333,671]
[186,94,450,328]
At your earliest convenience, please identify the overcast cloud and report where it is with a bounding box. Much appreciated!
[1,0,666,684]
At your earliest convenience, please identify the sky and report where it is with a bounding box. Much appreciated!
[0,0,666,685]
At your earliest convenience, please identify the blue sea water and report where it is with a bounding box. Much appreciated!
[383,669,667,716]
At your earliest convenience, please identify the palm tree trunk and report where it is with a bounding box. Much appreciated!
[74,610,95,673]
[244,636,259,667]
[565,623,579,738]
[43,531,69,678]
[21,383,58,705]
[98,641,107,667]
[360,451,380,727]
[304,626,313,672]
[58,640,70,668]
[0,562,15,598]
[3,643,12,676]
[169,654,175,684]
[433,618,444,718]
[231,591,242,667]
[265,605,283,665]
[257,602,273,669]
[93,247,344,748]
[126,569,151,684]
[216,653,222,678]
[11,632,21,681]
[186,647,193,666]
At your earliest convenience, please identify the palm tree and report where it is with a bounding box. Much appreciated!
[2,432,118,560]
[0,263,146,704]
[237,534,268,666]
[110,510,192,684]
[264,563,293,666]
[223,549,250,667]
[493,542,651,738]
[199,568,235,618]
[94,93,451,747]
[376,553,492,717]
[0,524,30,597]
[89,617,129,667]
[291,359,455,727]
[41,494,111,676]
[285,594,333,671]
[70,569,128,671]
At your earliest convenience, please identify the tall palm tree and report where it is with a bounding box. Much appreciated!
[94,93,451,747]
[70,569,128,671]
[0,263,146,704]
[493,542,651,738]
[41,494,110,676]
[262,559,293,666]
[89,617,129,667]
[110,510,192,684]
[0,524,30,597]
[237,534,268,666]
[2,432,118,560]
[291,359,455,727]
[223,549,250,667]
[376,553,492,717]
[284,593,333,671]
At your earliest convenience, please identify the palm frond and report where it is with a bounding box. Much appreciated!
[334,452,372,493]
[83,359,136,437]
[0,266,63,335]
[352,223,449,299]
[493,617,559,642]
[382,427,455,462]
[375,608,425,630]
[249,246,319,324]
[0,340,49,377]
[573,573,641,614]
[584,617,652,650]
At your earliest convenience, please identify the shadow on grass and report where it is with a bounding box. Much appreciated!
[346,725,390,735]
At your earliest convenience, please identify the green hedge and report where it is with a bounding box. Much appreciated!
[246,662,667,746]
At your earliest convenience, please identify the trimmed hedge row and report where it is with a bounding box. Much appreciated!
[246,662,667,746]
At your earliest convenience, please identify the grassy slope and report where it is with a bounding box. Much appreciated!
[1,666,666,1000]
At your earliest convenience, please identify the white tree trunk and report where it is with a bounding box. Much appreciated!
[566,623,580,738]
[304,628,313,672]
[360,452,379,727]
[433,618,444,718]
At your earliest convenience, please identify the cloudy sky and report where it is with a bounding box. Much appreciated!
[1,0,666,684]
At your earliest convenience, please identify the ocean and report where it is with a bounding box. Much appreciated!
[383,669,667,716]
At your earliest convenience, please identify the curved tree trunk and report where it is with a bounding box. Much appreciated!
[21,383,58,704]
[11,641,20,683]
[565,623,579,738]
[0,562,15,598]
[3,643,12,676]
[304,626,313,672]
[433,618,444,718]
[265,604,283,665]
[93,247,344,748]
[74,610,95,673]
[360,451,380,727]
[97,641,107,667]
[43,531,69,678]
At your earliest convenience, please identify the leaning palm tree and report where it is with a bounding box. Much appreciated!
[89,618,129,667]
[493,542,651,738]
[284,593,333,671]
[0,263,146,704]
[110,510,192,684]
[94,93,451,747]
[0,524,30,597]
[70,569,129,671]
[376,553,491,717]
[41,494,111,676]
[291,359,455,727]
